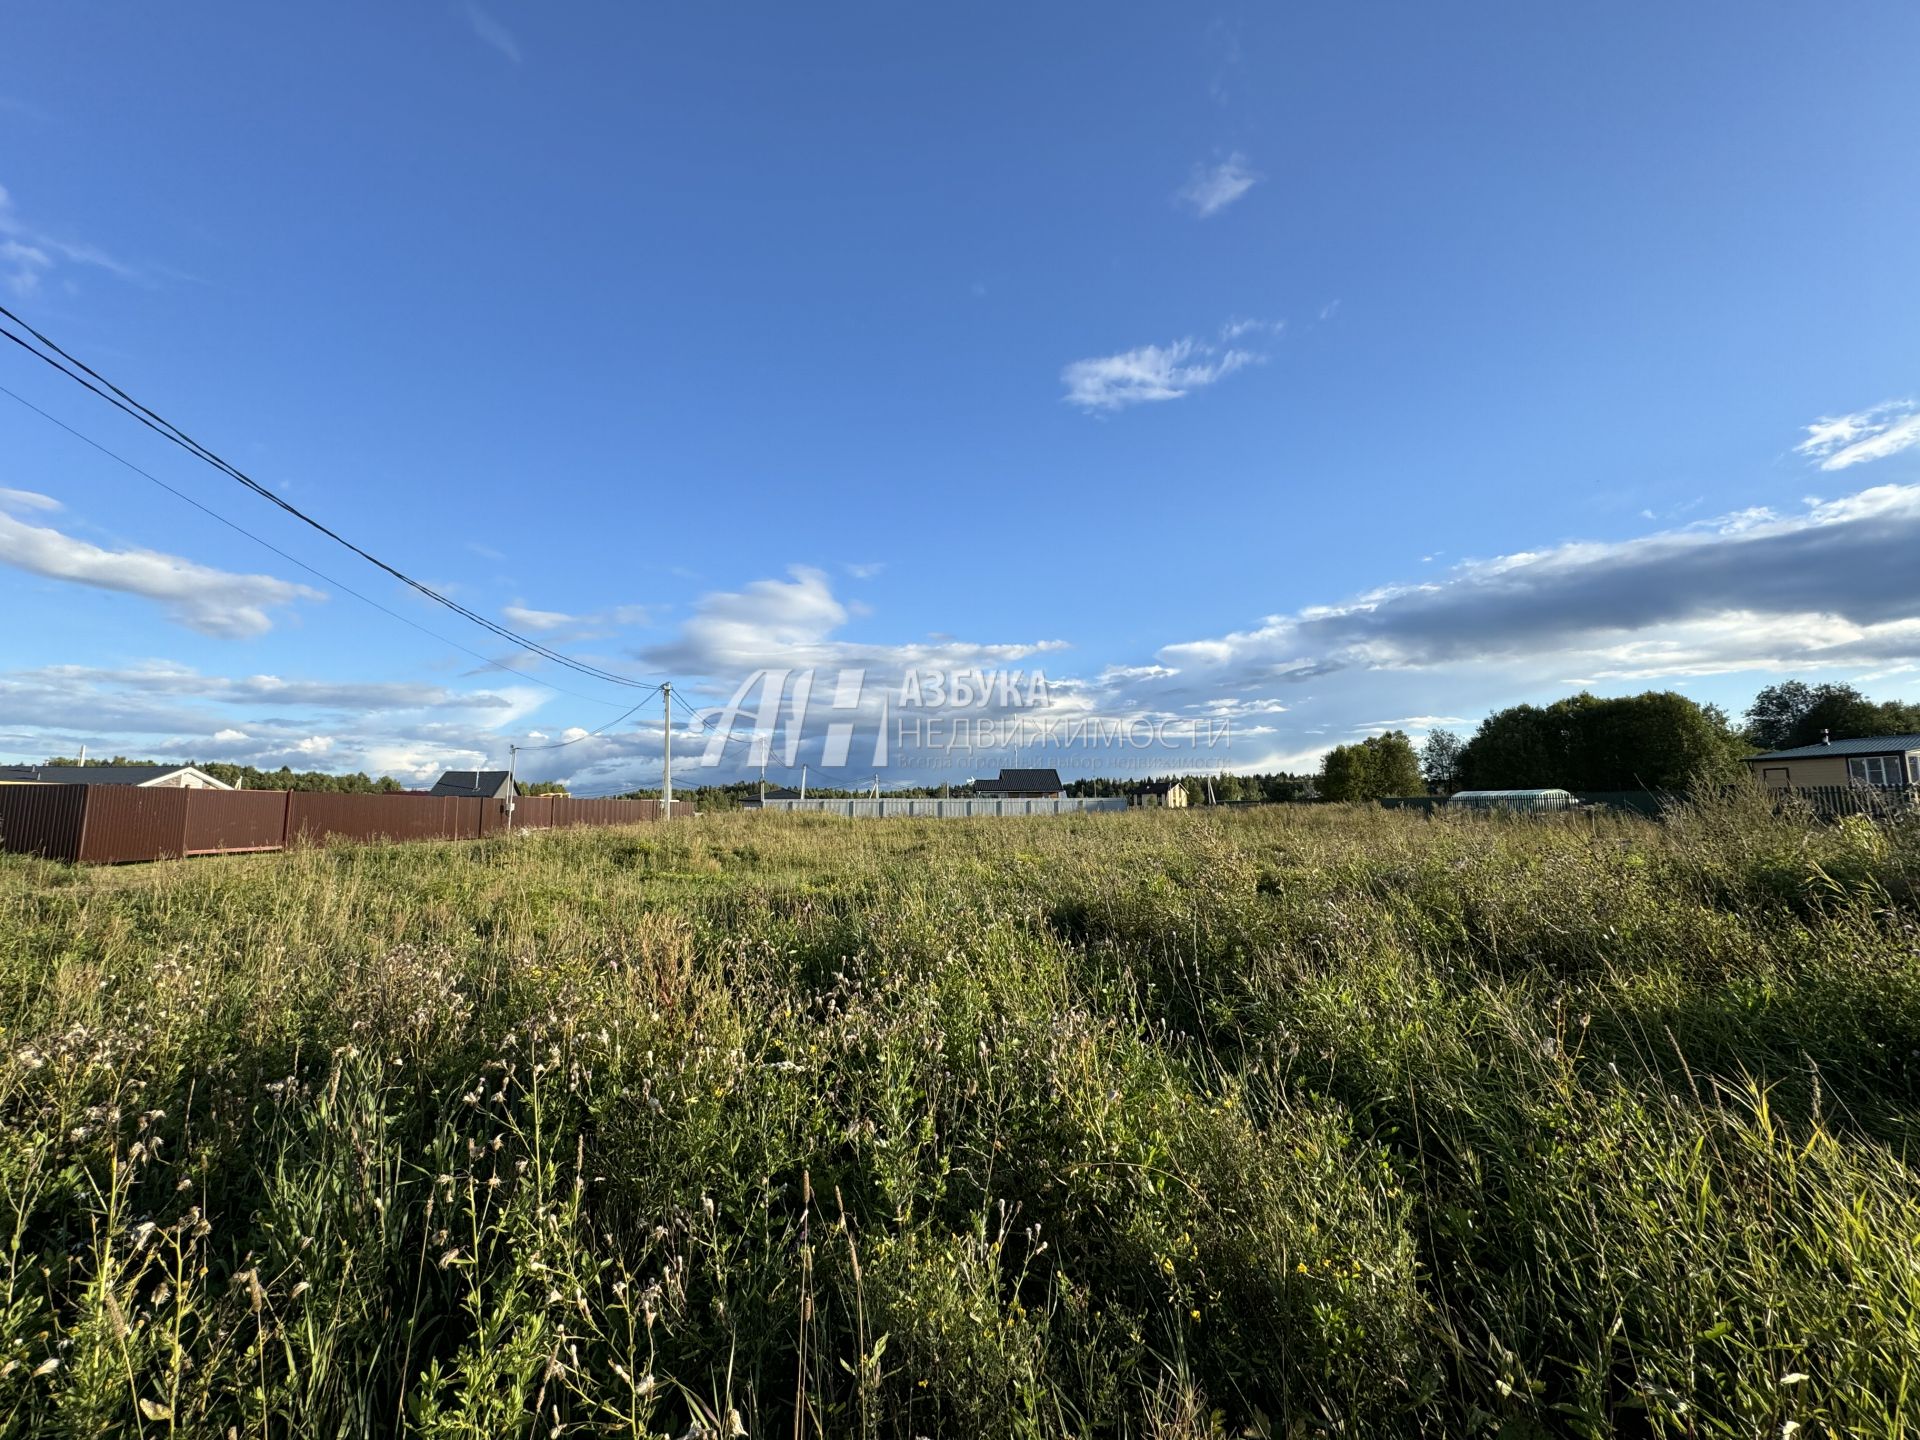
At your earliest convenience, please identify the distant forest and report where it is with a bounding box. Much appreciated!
[29,678,1918,805]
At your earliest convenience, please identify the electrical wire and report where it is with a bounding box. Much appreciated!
[0,381,633,711]
[0,305,660,692]
[514,688,660,749]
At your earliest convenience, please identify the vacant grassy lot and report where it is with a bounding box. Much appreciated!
[1,800,1917,1437]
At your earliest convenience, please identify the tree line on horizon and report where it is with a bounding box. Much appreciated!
[28,678,1918,805]
[1321,679,1920,802]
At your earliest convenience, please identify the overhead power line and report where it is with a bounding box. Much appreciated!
[514,688,661,750]
[0,382,632,711]
[0,304,659,693]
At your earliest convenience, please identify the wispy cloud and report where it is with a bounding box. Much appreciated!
[464,4,522,63]
[0,489,321,637]
[845,561,885,580]
[1176,153,1259,218]
[1796,400,1920,471]
[0,660,541,780]
[502,599,650,638]
[0,182,135,296]
[1062,336,1258,412]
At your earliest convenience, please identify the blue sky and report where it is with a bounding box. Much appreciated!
[3,2,1918,790]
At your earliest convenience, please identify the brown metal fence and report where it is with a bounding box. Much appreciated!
[184,790,293,854]
[0,785,687,864]
[0,784,89,862]
[288,792,485,845]
[78,786,192,864]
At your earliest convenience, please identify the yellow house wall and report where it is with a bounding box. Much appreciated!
[1750,754,1884,788]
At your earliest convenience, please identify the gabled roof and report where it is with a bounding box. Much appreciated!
[0,764,232,789]
[1139,779,1184,795]
[975,768,1064,794]
[429,770,515,799]
[763,787,802,800]
[1748,734,1920,761]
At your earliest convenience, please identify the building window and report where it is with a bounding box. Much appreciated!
[1847,756,1896,787]
[1910,754,1920,786]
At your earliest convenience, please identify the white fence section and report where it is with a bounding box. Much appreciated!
[753,797,1129,818]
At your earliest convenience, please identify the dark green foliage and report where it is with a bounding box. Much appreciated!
[1744,680,1920,750]
[1320,730,1424,801]
[1459,689,1746,790]
[1419,728,1465,793]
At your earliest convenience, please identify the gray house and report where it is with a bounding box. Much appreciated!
[429,770,516,800]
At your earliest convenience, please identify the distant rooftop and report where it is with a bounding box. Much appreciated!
[975,768,1064,795]
[0,764,230,789]
[429,770,514,799]
[1748,734,1920,761]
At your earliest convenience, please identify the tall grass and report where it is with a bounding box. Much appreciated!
[0,801,1916,1436]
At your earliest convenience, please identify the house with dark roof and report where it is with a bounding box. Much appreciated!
[0,764,233,790]
[1746,733,1920,790]
[973,768,1064,799]
[1134,778,1189,809]
[429,770,516,800]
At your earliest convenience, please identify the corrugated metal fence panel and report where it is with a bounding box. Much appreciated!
[183,790,291,854]
[1784,784,1919,820]
[0,783,89,861]
[78,785,191,863]
[509,797,672,830]
[510,796,555,830]
[757,797,1127,818]
[288,792,485,845]
[555,797,648,827]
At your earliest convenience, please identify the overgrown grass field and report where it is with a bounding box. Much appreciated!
[2,801,1918,1437]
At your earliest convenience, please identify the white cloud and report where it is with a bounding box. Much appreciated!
[503,600,651,636]
[0,660,557,781]
[1177,154,1259,218]
[0,182,135,295]
[465,4,522,63]
[0,493,322,637]
[0,486,59,512]
[644,566,1068,682]
[1154,485,1920,691]
[1219,316,1278,342]
[501,602,575,632]
[845,561,885,580]
[1796,400,1920,471]
[1062,337,1258,412]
